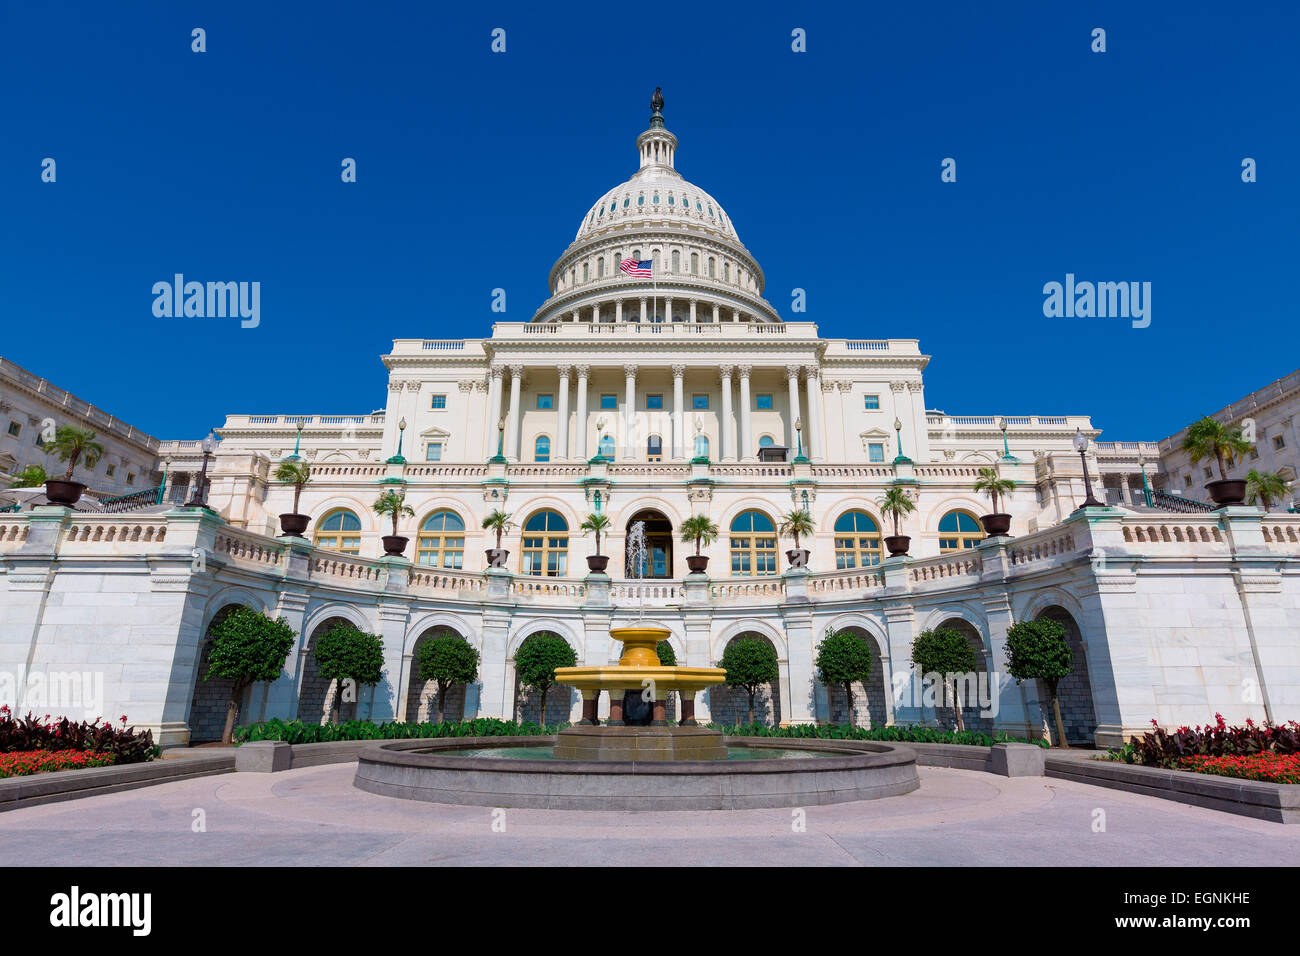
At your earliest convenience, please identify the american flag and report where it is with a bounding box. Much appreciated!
[619,258,653,278]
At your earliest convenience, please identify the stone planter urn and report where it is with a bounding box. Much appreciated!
[1205,479,1246,506]
[278,513,309,537]
[382,535,408,557]
[485,547,510,569]
[785,548,810,569]
[884,534,911,557]
[587,554,609,573]
[980,513,1012,537]
[686,554,710,574]
[44,479,85,507]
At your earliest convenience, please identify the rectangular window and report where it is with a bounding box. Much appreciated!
[1274,435,1286,450]
[646,394,663,410]
[868,442,885,463]
[430,394,447,410]
[1250,447,1260,460]
[126,473,135,486]
[105,464,116,477]
[426,442,443,462]
[600,394,617,410]
[693,394,709,410]
[6,421,19,437]
[864,394,880,410]
[537,394,553,410]
[756,394,773,410]
[1203,466,1213,478]
[1184,474,1192,487]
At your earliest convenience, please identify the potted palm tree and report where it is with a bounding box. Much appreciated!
[272,459,312,536]
[1183,416,1252,505]
[779,509,815,569]
[481,509,513,568]
[580,512,612,573]
[680,514,719,574]
[877,486,917,556]
[1245,469,1290,513]
[372,489,414,557]
[973,467,1016,536]
[44,425,104,506]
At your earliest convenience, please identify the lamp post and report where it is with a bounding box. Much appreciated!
[158,456,172,505]
[1073,427,1104,509]
[793,417,808,463]
[490,417,507,463]
[289,420,304,460]
[998,417,1016,461]
[892,417,911,464]
[387,418,407,464]
[1138,453,1153,508]
[185,432,218,508]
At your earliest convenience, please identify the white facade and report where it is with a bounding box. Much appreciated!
[3,106,1300,751]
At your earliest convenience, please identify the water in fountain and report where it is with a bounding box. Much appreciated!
[626,519,648,621]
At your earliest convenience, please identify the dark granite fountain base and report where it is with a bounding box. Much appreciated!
[553,725,727,762]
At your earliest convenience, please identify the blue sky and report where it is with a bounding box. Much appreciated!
[3,1,1296,441]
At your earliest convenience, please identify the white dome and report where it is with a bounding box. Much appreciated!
[576,171,737,243]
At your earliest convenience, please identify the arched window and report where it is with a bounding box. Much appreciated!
[652,192,659,204]
[693,434,710,459]
[671,250,680,272]
[723,262,731,282]
[522,509,569,577]
[637,195,644,206]
[417,510,465,568]
[758,435,775,449]
[730,510,777,576]
[314,509,361,554]
[597,257,605,278]
[598,434,615,460]
[534,435,551,462]
[583,262,589,282]
[708,256,716,277]
[690,252,699,274]
[647,435,663,462]
[939,510,985,551]
[833,510,882,569]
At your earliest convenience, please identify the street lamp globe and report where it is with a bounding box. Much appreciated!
[1073,426,1088,454]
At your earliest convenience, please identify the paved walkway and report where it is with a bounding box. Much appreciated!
[3,763,1298,866]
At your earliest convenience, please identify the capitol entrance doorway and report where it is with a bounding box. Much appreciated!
[625,509,674,578]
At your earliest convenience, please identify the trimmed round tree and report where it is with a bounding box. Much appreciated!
[204,607,296,744]
[514,631,576,726]
[815,628,873,729]
[719,636,779,726]
[416,631,481,723]
[1005,617,1074,747]
[911,627,980,732]
[655,640,677,666]
[314,623,385,723]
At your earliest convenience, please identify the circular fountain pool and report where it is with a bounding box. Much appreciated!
[353,736,920,810]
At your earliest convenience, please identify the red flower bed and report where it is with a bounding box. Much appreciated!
[0,750,117,779]
[1178,753,1300,785]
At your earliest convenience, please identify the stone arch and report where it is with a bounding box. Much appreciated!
[508,620,583,725]
[821,613,892,729]
[405,623,474,723]
[624,507,674,579]
[187,602,257,743]
[710,626,785,727]
[1033,605,1097,745]
[308,495,377,533]
[929,615,993,735]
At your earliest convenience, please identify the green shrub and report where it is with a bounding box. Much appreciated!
[233,716,562,745]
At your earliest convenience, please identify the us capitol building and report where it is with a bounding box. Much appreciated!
[3,99,1298,747]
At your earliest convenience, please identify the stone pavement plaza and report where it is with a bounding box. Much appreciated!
[3,763,1299,866]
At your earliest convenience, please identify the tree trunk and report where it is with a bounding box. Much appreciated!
[64,455,77,481]
[392,512,399,537]
[952,679,965,733]
[844,682,855,729]
[538,686,548,726]
[332,681,343,724]
[222,679,248,745]
[1049,682,1069,749]
[437,681,447,723]
[293,483,303,513]
[747,689,756,726]
[1216,452,1228,481]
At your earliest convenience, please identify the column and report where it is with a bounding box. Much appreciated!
[591,304,599,323]
[786,365,802,453]
[506,364,523,460]
[804,365,824,461]
[907,381,927,463]
[640,297,647,323]
[672,364,686,460]
[574,365,589,459]
[623,364,638,460]
[664,296,673,323]
[737,365,753,460]
[719,365,735,461]
[836,381,853,460]
[487,367,504,455]
[556,365,571,461]
[712,302,720,323]
[690,299,698,323]
[615,299,623,323]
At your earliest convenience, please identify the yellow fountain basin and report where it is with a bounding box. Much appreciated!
[553,665,726,697]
